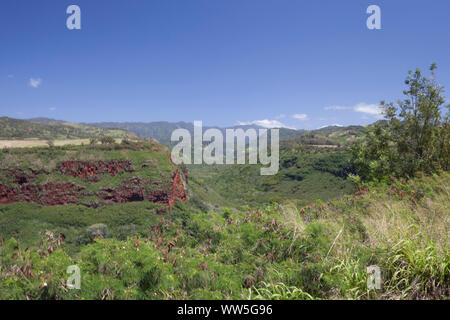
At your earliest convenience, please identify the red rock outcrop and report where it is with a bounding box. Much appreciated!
[0,183,84,205]
[58,160,134,179]
[0,161,187,210]
[168,170,188,209]
[98,170,188,210]
[99,177,146,203]
[0,185,17,204]
[1,168,37,185]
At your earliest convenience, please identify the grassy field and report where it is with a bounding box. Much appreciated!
[0,138,123,149]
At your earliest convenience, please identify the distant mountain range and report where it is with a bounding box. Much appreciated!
[87,121,366,146]
[87,121,310,145]
[0,116,366,146]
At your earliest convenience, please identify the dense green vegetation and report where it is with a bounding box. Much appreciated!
[0,172,448,299]
[188,146,355,207]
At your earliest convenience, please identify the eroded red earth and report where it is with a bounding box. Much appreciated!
[58,160,134,180]
[0,161,187,210]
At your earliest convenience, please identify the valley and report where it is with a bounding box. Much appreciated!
[2,0,449,304]
[0,101,448,300]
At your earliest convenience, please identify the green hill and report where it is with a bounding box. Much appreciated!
[0,117,138,140]
[0,140,188,252]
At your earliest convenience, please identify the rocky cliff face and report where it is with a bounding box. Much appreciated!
[169,170,188,208]
[0,160,187,209]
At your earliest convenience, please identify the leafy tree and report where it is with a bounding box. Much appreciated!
[100,136,115,144]
[353,64,449,180]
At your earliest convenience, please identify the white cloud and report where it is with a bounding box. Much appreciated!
[353,103,381,115]
[237,119,295,129]
[7,74,14,78]
[292,113,308,120]
[275,114,286,119]
[318,124,343,129]
[49,107,56,111]
[29,78,42,88]
[324,102,382,116]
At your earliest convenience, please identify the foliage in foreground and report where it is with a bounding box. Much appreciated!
[1,172,448,300]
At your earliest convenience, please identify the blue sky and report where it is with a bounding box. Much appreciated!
[1,0,449,129]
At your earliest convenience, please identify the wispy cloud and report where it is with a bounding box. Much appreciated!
[275,114,286,119]
[29,78,42,88]
[49,107,56,111]
[324,102,382,116]
[7,74,14,79]
[237,119,295,129]
[292,113,308,121]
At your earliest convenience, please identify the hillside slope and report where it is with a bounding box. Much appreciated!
[0,171,447,299]
[0,140,188,250]
[0,117,137,140]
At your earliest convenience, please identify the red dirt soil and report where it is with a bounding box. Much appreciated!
[98,170,188,210]
[58,160,134,179]
[0,183,84,205]
[0,161,187,209]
